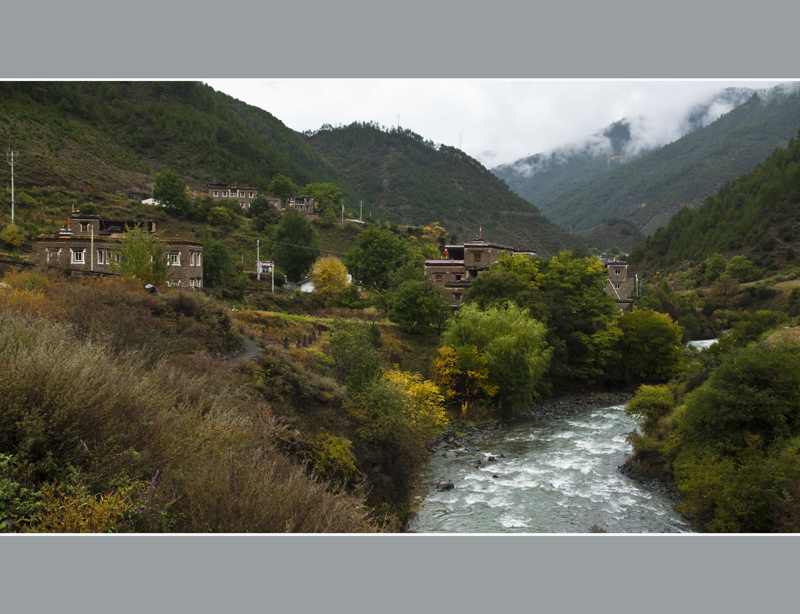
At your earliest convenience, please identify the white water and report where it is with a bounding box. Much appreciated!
[409,404,693,534]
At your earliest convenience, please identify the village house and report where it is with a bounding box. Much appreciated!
[603,260,637,311]
[36,213,204,288]
[425,231,536,305]
[207,183,259,212]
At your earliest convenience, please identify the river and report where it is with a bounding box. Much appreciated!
[409,400,694,534]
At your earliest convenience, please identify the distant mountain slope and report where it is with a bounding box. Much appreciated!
[0,81,373,214]
[519,84,800,235]
[634,132,800,274]
[492,87,756,218]
[304,122,581,256]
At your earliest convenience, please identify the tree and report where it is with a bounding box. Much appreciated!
[704,253,727,284]
[0,224,25,254]
[268,174,297,206]
[310,256,350,305]
[203,238,235,289]
[303,182,344,211]
[343,226,411,291]
[270,209,320,283]
[387,279,451,335]
[153,168,190,215]
[440,303,551,416]
[611,309,685,384]
[110,225,168,287]
[725,255,760,282]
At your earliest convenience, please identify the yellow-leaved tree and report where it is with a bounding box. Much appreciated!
[310,256,350,305]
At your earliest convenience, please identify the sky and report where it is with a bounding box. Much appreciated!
[204,79,790,169]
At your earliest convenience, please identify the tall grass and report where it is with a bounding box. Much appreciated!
[0,306,377,532]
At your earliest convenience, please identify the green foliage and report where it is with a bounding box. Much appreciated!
[725,255,760,282]
[110,225,168,287]
[611,310,686,385]
[270,209,320,283]
[625,385,674,434]
[343,225,412,291]
[268,174,297,205]
[387,279,450,335]
[329,320,383,385]
[308,433,361,490]
[638,130,800,273]
[440,303,551,415]
[704,254,727,284]
[0,224,25,252]
[153,168,190,215]
[202,238,235,289]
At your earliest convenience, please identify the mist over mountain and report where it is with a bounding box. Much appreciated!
[492,87,757,215]
[495,83,800,236]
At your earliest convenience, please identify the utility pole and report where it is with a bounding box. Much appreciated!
[340,198,344,224]
[257,239,260,281]
[7,148,18,224]
[360,200,362,221]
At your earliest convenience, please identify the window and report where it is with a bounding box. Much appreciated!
[71,249,85,264]
[249,192,254,198]
[473,252,482,262]
[614,269,621,276]
[435,274,443,282]
[97,249,106,265]
[213,191,218,197]
[47,249,61,263]
[455,274,462,281]
[190,252,195,266]
[169,253,180,266]
[614,283,621,290]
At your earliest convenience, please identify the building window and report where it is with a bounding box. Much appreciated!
[71,249,85,264]
[169,253,180,266]
[435,274,443,282]
[455,274,461,281]
[97,249,106,265]
[473,252,482,262]
[249,192,254,198]
[614,269,621,276]
[47,249,61,263]
[213,191,218,197]
[614,283,621,290]
[190,252,195,266]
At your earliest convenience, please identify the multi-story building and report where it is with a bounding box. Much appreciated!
[286,196,315,214]
[36,213,204,288]
[207,184,259,212]
[425,232,536,305]
[603,260,636,311]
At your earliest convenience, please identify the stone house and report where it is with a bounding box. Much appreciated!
[207,183,259,211]
[604,260,636,311]
[425,232,536,305]
[36,213,204,288]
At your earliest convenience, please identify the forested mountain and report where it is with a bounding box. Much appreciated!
[492,88,756,220]
[496,84,800,236]
[0,81,374,215]
[633,131,800,273]
[304,122,581,255]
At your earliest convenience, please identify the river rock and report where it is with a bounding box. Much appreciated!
[444,451,458,459]
[436,480,454,491]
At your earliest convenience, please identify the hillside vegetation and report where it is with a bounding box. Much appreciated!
[632,131,800,276]
[305,122,581,255]
[492,88,756,218]
[0,81,375,216]
[519,85,800,236]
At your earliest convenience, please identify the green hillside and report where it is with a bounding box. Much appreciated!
[633,131,800,274]
[304,122,581,256]
[529,85,800,236]
[0,81,376,216]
